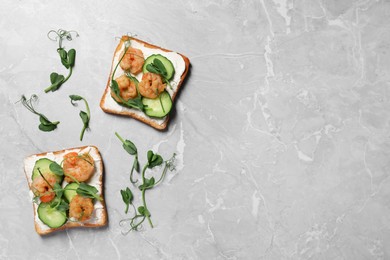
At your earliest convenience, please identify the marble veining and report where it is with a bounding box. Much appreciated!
[1,0,390,259]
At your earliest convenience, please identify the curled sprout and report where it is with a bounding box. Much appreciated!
[47,29,79,49]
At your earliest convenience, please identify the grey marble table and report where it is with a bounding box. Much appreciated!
[1,0,390,259]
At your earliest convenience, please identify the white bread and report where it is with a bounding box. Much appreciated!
[24,145,107,235]
[100,36,190,130]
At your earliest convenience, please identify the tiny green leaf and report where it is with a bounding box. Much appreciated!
[69,94,83,102]
[121,187,133,214]
[138,206,150,217]
[67,49,76,67]
[39,115,52,126]
[58,48,69,69]
[147,151,163,168]
[46,72,65,92]
[38,123,58,132]
[123,140,137,155]
[49,161,64,176]
[53,183,63,198]
[79,111,89,125]
[76,182,101,200]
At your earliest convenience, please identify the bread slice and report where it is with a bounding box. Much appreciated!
[100,36,190,130]
[24,145,107,235]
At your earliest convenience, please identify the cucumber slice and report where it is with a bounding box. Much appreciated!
[64,183,79,202]
[142,91,173,118]
[37,202,67,228]
[143,54,175,80]
[32,158,63,183]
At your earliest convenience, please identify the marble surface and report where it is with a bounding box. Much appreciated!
[1,0,390,259]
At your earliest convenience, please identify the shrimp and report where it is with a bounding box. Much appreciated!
[138,72,166,99]
[69,195,94,221]
[31,173,57,203]
[63,152,95,183]
[111,75,138,102]
[120,47,145,75]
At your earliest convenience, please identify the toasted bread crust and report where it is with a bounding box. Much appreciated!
[24,145,107,235]
[100,36,190,130]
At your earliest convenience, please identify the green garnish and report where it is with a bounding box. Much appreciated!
[45,29,79,93]
[146,58,173,89]
[76,183,101,201]
[120,187,134,214]
[17,94,59,132]
[69,95,91,141]
[48,161,102,201]
[110,40,144,111]
[116,133,176,234]
[115,132,139,184]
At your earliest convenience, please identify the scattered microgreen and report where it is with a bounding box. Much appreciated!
[69,95,91,141]
[17,94,60,132]
[115,132,139,184]
[116,133,177,234]
[120,187,134,214]
[45,29,79,93]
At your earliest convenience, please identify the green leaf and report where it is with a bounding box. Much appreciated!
[67,49,76,67]
[146,64,160,74]
[53,183,63,198]
[58,48,67,59]
[147,151,163,168]
[133,157,140,172]
[76,182,101,200]
[138,206,150,217]
[79,111,89,125]
[46,72,65,92]
[49,161,64,176]
[57,48,69,68]
[39,115,52,126]
[121,187,133,214]
[138,177,155,191]
[153,59,167,77]
[57,200,69,212]
[69,94,83,102]
[138,206,145,215]
[38,123,58,132]
[111,79,120,95]
[123,140,137,155]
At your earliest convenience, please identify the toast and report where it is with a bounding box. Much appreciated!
[24,145,107,235]
[100,36,190,130]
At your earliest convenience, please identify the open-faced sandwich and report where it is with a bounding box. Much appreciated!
[100,36,190,130]
[24,145,107,235]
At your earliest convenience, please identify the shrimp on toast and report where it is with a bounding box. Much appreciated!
[63,152,95,183]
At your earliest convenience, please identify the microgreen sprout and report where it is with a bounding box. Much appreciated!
[45,29,78,93]
[115,132,177,234]
[17,94,59,132]
[69,95,91,141]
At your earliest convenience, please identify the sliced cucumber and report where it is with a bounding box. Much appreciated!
[37,202,67,228]
[143,54,175,80]
[64,183,79,202]
[32,158,63,183]
[142,91,173,118]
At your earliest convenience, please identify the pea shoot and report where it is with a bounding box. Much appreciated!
[145,58,173,89]
[45,29,78,93]
[115,132,139,184]
[115,132,176,234]
[17,94,60,132]
[69,95,91,141]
